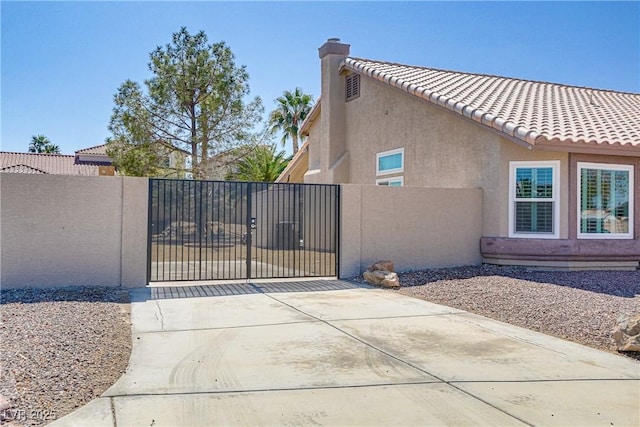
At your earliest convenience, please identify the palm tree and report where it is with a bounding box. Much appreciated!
[268,88,314,155]
[29,135,61,154]
[227,145,290,182]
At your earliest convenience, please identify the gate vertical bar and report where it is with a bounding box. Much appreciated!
[336,184,341,278]
[246,182,252,280]
[146,179,153,284]
[198,181,203,280]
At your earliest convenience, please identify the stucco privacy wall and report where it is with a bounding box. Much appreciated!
[340,184,483,278]
[0,174,148,289]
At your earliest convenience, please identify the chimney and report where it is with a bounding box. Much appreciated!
[318,38,350,59]
[315,38,351,184]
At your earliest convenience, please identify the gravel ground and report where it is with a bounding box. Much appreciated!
[0,287,131,427]
[355,265,640,360]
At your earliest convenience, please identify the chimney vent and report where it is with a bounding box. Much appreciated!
[318,38,350,58]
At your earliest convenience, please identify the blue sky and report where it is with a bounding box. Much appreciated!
[2,1,638,155]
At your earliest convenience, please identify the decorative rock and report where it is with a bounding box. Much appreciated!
[367,260,395,273]
[612,314,640,352]
[0,394,10,412]
[363,270,400,288]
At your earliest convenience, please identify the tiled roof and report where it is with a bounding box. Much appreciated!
[0,164,47,174]
[343,58,640,150]
[75,144,108,155]
[0,152,105,176]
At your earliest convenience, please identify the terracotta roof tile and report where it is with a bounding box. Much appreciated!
[0,164,47,174]
[75,144,108,155]
[0,152,104,176]
[343,58,640,150]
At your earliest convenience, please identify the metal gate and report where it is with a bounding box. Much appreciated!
[147,179,340,282]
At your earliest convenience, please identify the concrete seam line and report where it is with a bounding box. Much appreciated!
[264,292,535,427]
[110,396,117,427]
[103,380,444,399]
[132,320,320,335]
[154,300,165,332]
[450,378,640,384]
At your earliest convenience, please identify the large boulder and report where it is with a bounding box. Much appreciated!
[367,260,395,272]
[612,314,640,352]
[363,269,400,288]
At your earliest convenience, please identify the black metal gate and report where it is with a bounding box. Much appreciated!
[147,179,340,282]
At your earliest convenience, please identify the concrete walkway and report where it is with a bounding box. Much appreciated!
[53,280,639,426]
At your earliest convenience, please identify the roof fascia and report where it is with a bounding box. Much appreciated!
[275,141,309,183]
[532,140,640,157]
[300,100,321,137]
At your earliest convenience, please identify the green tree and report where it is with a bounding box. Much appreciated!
[29,135,61,154]
[227,144,290,182]
[106,27,263,178]
[268,88,314,155]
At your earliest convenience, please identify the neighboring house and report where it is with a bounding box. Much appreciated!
[275,139,310,183]
[0,144,116,176]
[203,145,266,181]
[155,141,191,178]
[302,38,640,268]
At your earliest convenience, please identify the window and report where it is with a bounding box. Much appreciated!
[376,176,404,187]
[509,161,559,238]
[345,73,360,101]
[577,163,634,239]
[376,148,404,176]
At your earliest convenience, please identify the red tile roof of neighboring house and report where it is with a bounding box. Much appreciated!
[0,164,47,174]
[0,152,106,176]
[343,58,640,152]
[75,144,108,155]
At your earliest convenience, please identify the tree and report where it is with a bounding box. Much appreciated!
[29,135,60,154]
[106,27,263,178]
[268,88,314,155]
[226,144,290,182]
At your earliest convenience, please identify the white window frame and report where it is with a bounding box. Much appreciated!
[577,162,634,240]
[376,176,404,186]
[376,148,404,176]
[508,160,560,239]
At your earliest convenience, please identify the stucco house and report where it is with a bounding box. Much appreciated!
[300,38,639,269]
[275,140,310,183]
[154,141,191,178]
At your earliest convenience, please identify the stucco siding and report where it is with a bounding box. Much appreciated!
[304,127,323,183]
[1,174,148,288]
[340,185,483,277]
[342,76,571,238]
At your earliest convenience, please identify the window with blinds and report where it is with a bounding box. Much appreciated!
[509,161,559,238]
[345,73,360,101]
[578,163,633,239]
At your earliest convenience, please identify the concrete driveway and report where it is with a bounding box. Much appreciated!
[54,280,639,426]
